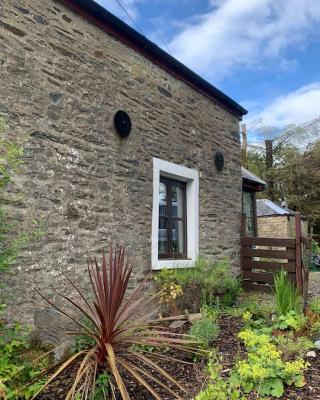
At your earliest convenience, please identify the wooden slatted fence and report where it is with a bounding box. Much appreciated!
[241,237,296,293]
[241,213,310,294]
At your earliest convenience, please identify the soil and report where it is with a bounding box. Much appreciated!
[37,323,204,400]
[36,314,320,400]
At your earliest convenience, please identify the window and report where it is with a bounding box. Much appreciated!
[158,177,187,259]
[242,190,257,236]
[152,158,199,270]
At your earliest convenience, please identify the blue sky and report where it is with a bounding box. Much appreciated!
[97,0,320,129]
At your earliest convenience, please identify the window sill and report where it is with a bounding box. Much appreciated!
[152,259,195,270]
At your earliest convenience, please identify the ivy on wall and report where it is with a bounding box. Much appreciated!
[0,117,42,277]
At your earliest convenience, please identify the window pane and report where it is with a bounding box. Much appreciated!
[159,182,167,216]
[243,191,255,236]
[172,185,184,218]
[171,220,185,258]
[159,182,168,256]
[158,218,168,256]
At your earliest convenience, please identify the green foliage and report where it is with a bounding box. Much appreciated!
[196,353,245,400]
[310,298,320,314]
[273,270,302,316]
[247,137,320,228]
[273,311,306,331]
[221,278,242,307]
[228,293,274,319]
[0,307,48,399]
[311,239,320,255]
[231,329,307,398]
[311,320,320,337]
[274,334,313,359]
[153,270,183,303]
[92,372,110,400]
[241,311,272,335]
[189,311,219,347]
[0,117,43,278]
[154,257,241,310]
[0,118,24,189]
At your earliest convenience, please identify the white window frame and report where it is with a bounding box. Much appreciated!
[151,157,199,270]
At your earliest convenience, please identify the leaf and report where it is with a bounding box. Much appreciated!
[270,379,284,398]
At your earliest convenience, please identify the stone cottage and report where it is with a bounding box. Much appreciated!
[0,0,247,323]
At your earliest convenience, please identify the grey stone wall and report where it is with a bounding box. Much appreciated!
[0,0,242,323]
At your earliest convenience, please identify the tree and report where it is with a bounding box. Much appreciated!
[244,117,320,201]
[247,139,320,234]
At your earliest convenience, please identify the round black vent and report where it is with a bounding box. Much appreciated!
[114,110,131,138]
[214,151,224,171]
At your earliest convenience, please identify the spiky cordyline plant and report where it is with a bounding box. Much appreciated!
[30,246,202,400]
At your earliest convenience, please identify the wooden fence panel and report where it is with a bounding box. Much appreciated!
[241,212,309,296]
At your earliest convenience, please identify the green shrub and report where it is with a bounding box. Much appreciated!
[273,270,302,316]
[154,257,241,311]
[189,315,219,347]
[0,307,49,399]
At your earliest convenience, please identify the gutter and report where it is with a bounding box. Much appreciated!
[59,0,248,119]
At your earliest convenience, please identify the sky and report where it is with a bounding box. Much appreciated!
[96,0,320,132]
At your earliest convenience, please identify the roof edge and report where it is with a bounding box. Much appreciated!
[59,0,248,118]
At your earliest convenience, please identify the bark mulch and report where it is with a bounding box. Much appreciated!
[36,315,320,399]
[37,324,204,400]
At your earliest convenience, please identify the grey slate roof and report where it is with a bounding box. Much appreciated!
[241,167,266,186]
[257,199,296,217]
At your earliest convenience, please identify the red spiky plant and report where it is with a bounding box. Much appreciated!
[31,246,201,399]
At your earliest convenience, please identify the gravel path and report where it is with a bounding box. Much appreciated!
[309,272,320,299]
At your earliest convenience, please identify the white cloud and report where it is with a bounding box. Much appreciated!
[168,0,320,82]
[247,83,320,126]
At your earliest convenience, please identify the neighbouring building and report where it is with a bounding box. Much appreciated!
[0,0,247,323]
[257,199,308,239]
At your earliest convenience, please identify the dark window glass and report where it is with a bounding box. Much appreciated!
[158,177,187,259]
[243,191,256,236]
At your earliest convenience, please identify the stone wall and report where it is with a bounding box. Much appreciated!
[258,216,289,238]
[0,0,242,323]
[258,216,308,238]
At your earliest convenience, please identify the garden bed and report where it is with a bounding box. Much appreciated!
[36,313,320,399]
[37,323,203,400]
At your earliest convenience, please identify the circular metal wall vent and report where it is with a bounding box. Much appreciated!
[114,110,131,138]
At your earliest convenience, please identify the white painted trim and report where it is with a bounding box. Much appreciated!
[151,157,199,270]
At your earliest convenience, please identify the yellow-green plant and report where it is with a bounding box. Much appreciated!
[231,329,307,398]
[273,311,306,331]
